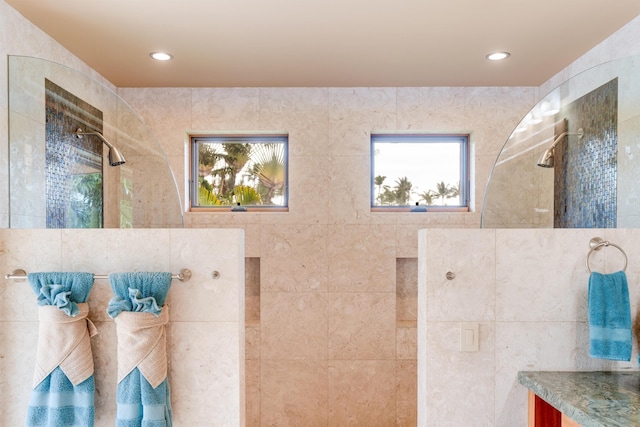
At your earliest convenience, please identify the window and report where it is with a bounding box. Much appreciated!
[371,134,469,209]
[191,135,288,209]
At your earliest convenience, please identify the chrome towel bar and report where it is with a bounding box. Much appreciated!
[4,268,197,282]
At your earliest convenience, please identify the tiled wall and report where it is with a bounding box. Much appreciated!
[556,78,618,228]
[418,228,640,426]
[0,228,245,426]
[2,0,640,425]
[116,85,535,425]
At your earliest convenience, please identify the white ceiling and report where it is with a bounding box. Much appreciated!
[6,0,640,88]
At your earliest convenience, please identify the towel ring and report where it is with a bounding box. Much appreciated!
[586,237,627,273]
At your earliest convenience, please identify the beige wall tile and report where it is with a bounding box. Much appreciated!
[260,225,328,292]
[0,322,38,426]
[397,87,468,131]
[245,359,261,427]
[328,292,395,360]
[328,360,396,426]
[170,321,243,427]
[396,360,417,427]
[191,88,260,130]
[327,224,396,292]
[261,360,328,427]
[328,87,397,156]
[245,325,261,360]
[397,326,417,360]
[423,321,495,426]
[396,257,417,323]
[117,88,191,158]
[280,154,331,225]
[326,155,372,224]
[245,257,261,324]
[261,292,328,360]
[424,228,496,322]
[495,228,594,322]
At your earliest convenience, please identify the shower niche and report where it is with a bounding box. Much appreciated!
[8,55,183,228]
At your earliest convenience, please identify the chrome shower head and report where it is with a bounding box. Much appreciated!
[536,127,584,168]
[537,147,555,168]
[75,128,126,166]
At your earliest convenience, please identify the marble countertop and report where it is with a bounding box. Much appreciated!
[518,371,640,427]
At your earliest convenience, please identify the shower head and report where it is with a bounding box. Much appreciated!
[536,128,584,168]
[75,128,126,166]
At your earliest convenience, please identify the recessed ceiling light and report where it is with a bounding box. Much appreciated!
[486,52,510,61]
[150,52,173,61]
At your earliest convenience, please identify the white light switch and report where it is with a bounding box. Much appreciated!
[460,322,479,352]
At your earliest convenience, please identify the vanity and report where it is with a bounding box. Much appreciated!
[518,371,640,427]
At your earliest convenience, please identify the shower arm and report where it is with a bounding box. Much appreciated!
[547,128,584,151]
[75,128,115,150]
[75,128,126,166]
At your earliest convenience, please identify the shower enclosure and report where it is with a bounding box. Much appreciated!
[481,54,640,228]
[8,55,183,228]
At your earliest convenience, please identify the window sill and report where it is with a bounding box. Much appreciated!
[371,207,470,213]
[190,207,289,213]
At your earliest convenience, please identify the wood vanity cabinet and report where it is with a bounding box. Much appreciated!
[528,392,581,427]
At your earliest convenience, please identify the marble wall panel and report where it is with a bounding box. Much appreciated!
[118,88,192,158]
[274,154,331,225]
[396,326,417,360]
[170,321,243,427]
[424,228,496,321]
[396,257,418,323]
[328,87,397,156]
[261,292,328,360]
[423,321,496,426]
[396,87,468,131]
[327,224,397,293]
[396,360,417,427]
[261,360,328,427]
[191,88,261,131]
[0,229,245,426]
[328,360,396,426]
[495,228,595,322]
[328,292,396,360]
[260,224,328,292]
[419,228,640,426]
[326,155,373,224]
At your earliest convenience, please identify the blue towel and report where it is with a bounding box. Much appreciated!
[108,272,173,427]
[26,272,95,427]
[588,271,632,361]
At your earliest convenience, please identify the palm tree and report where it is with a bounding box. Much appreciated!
[418,190,436,205]
[435,181,453,205]
[394,177,413,205]
[233,185,262,205]
[199,142,252,203]
[250,143,285,205]
[374,175,386,202]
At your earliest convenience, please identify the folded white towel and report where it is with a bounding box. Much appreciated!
[33,302,98,387]
[114,304,169,388]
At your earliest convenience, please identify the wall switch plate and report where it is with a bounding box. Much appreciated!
[460,322,479,352]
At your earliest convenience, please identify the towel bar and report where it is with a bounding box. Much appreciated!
[586,237,627,273]
[4,268,194,282]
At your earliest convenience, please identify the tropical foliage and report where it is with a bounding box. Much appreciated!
[69,173,103,228]
[374,175,460,207]
[197,139,286,207]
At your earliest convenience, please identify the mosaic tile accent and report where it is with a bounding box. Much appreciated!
[554,78,618,228]
[45,79,104,228]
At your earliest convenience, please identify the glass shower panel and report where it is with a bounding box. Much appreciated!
[8,55,183,228]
